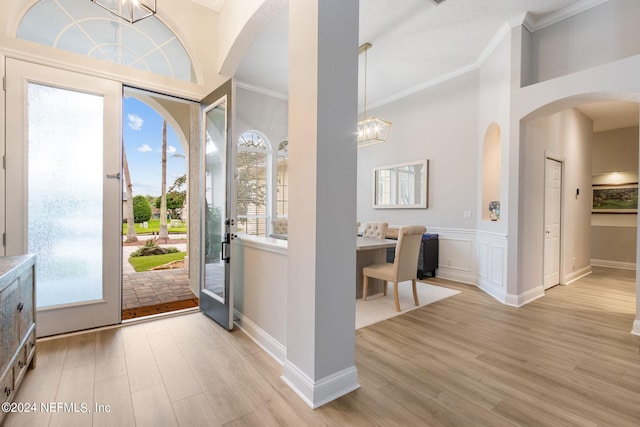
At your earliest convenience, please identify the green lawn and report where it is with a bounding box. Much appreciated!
[128,252,186,272]
[122,219,187,235]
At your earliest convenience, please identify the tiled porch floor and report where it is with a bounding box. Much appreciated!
[122,239,196,310]
[122,268,194,310]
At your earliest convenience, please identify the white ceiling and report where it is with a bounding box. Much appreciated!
[189,0,226,12]
[233,0,638,131]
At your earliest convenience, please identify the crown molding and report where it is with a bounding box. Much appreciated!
[368,0,609,111]
[523,0,609,32]
[235,80,289,100]
[233,0,610,111]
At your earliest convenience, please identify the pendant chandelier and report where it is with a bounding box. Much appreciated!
[91,0,157,24]
[357,42,391,148]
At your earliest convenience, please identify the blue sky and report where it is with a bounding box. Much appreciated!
[123,96,186,197]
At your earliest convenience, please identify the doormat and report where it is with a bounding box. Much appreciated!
[122,298,199,320]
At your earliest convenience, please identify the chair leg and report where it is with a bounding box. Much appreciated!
[393,281,400,312]
[363,275,368,301]
[383,281,387,296]
[412,279,419,306]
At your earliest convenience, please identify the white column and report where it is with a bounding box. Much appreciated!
[283,0,360,408]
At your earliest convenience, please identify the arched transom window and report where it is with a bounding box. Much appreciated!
[17,0,196,83]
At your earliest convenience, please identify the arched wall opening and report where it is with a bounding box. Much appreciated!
[519,93,638,322]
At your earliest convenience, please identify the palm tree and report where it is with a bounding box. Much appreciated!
[123,145,138,243]
[158,119,169,239]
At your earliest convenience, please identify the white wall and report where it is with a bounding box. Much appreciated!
[236,86,288,145]
[525,0,640,86]
[232,237,287,363]
[357,71,479,230]
[478,32,511,235]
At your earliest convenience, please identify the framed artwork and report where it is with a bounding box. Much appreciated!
[592,184,638,213]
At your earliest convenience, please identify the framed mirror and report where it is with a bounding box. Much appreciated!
[373,160,428,208]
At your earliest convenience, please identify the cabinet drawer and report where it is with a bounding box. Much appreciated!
[26,330,36,365]
[1,365,14,404]
[12,345,28,391]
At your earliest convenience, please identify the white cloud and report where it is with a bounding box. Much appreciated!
[159,145,178,154]
[128,114,143,130]
[137,144,152,153]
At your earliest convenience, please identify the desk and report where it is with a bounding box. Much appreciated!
[356,237,397,298]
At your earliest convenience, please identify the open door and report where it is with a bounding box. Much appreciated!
[200,79,236,329]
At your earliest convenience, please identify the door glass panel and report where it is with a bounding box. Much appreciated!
[203,98,227,303]
[28,83,104,308]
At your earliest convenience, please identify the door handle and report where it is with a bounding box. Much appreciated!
[221,233,231,263]
[106,172,121,179]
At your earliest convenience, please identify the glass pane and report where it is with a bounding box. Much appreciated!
[203,99,227,302]
[18,0,195,82]
[28,83,104,308]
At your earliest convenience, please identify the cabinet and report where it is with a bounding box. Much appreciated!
[0,255,36,425]
[385,230,439,278]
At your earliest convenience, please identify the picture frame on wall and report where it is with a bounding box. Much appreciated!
[592,184,638,213]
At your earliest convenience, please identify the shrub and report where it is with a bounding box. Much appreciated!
[130,239,178,257]
[133,195,152,223]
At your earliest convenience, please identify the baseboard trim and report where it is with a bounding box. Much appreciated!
[564,266,592,285]
[505,286,545,307]
[281,361,359,409]
[437,268,476,287]
[233,310,286,365]
[632,320,640,337]
[477,278,507,305]
[591,259,636,271]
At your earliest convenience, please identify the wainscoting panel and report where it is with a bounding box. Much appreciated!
[427,228,476,285]
[476,231,508,303]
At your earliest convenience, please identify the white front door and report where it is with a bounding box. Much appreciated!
[5,58,122,336]
[544,158,562,290]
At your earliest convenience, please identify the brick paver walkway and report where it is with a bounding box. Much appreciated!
[122,238,196,310]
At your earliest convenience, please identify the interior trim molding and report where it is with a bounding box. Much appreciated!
[365,0,607,111]
[281,361,360,409]
[477,278,508,305]
[505,286,545,307]
[632,320,640,336]
[235,80,289,101]
[233,309,286,365]
[234,234,288,255]
[591,258,636,271]
[564,265,592,285]
[523,0,609,33]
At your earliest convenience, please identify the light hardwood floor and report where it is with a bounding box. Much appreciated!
[4,267,640,426]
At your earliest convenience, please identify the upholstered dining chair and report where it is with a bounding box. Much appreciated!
[362,225,427,312]
[361,222,388,239]
[272,218,288,235]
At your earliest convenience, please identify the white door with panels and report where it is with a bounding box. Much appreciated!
[544,158,562,290]
[5,58,122,336]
